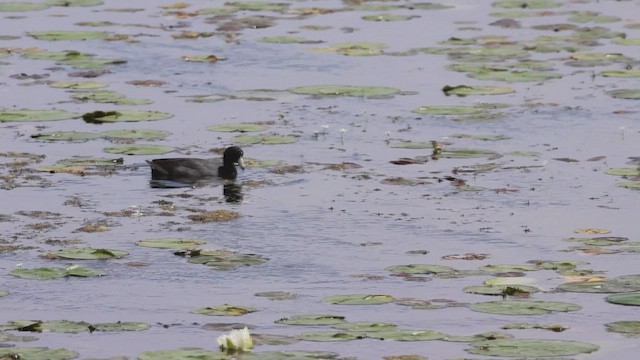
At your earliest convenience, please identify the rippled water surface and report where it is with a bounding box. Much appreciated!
[1,0,640,359]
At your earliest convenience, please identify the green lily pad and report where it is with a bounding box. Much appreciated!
[469,300,581,315]
[568,12,621,23]
[206,123,269,132]
[136,238,207,249]
[233,134,298,145]
[138,348,227,360]
[0,347,77,360]
[612,38,640,46]
[386,264,456,274]
[226,1,289,11]
[0,2,49,11]
[41,320,92,333]
[443,331,514,342]
[181,54,226,62]
[362,13,418,21]
[71,90,152,105]
[0,109,78,122]
[297,331,359,342]
[449,133,511,141]
[45,247,128,260]
[28,30,109,41]
[251,333,299,346]
[607,89,640,100]
[470,69,562,82]
[606,168,640,176]
[254,291,297,300]
[314,42,387,56]
[369,329,446,341]
[443,85,515,96]
[49,81,107,89]
[0,290,8,297]
[191,305,256,316]
[185,249,268,270]
[558,275,640,293]
[333,322,397,332]
[103,144,177,155]
[618,181,640,190]
[31,131,100,142]
[606,292,640,306]
[289,85,399,97]
[275,314,346,326]
[258,36,319,44]
[100,129,170,140]
[413,104,506,115]
[480,264,538,272]
[45,0,104,6]
[82,110,173,123]
[492,0,561,9]
[501,322,567,332]
[601,69,640,78]
[605,321,640,336]
[484,277,537,286]
[249,350,341,359]
[464,284,539,296]
[322,294,394,305]
[468,339,598,357]
[11,266,105,280]
[92,322,150,331]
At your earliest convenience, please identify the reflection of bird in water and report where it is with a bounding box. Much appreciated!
[224,183,243,203]
[147,146,244,182]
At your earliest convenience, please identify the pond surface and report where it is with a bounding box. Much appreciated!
[1,0,640,359]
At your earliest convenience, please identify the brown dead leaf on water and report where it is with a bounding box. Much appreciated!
[442,253,489,260]
[188,210,240,222]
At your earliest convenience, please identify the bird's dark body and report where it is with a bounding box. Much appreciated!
[147,146,244,182]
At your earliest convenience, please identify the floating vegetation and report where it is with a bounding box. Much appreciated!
[10,266,105,280]
[192,305,256,316]
[322,294,395,305]
[0,347,77,360]
[289,85,400,98]
[70,90,152,105]
[258,36,322,44]
[136,238,207,249]
[233,134,298,145]
[502,322,568,332]
[31,131,100,142]
[254,291,297,300]
[43,247,128,260]
[207,123,269,132]
[468,339,598,357]
[312,42,387,56]
[103,144,177,155]
[187,210,240,222]
[0,109,78,122]
[28,30,109,41]
[176,249,268,270]
[297,331,359,342]
[275,314,346,326]
[469,300,581,315]
[605,321,640,336]
[0,319,149,333]
[443,85,515,96]
[0,2,49,11]
[606,292,640,306]
[607,89,640,100]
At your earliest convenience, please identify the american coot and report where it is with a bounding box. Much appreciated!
[147,146,244,182]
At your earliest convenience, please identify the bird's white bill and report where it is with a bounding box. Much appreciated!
[237,157,245,170]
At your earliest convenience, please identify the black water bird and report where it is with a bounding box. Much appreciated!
[147,146,244,182]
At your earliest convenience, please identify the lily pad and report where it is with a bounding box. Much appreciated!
[136,238,207,249]
[369,329,446,341]
[183,249,268,270]
[254,291,297,300]
[288,85,400,98]
[413,104,503,115]
[469,300,581,315]
[92,322,150,331]
[362,13,418,21]
[226,1,289,12]
[44,247,128,260]
[443,85,515,96]
[606,292,640,306]
[464,284,539,296]
[103,144,177,155]
[0,109,78,122]
[275,314,346,326]
[41,320,93,333]
[0,2,49,11]
[250,350,341,359]
[206,123,269,132]
[0,290,8,297]
[192,305,256,316]
[297,331,359,342]
[82,110,173,123]
[386,264,456,274]
[71,90,152,105]
[0,347,77,360]
[258,36,320,44]
[558,274,640,293]
[233,134,298,145]
[601,69,640,78]
[28,30,109,41]
[314,42,387,56]
[45,0,104,6]
[100,129,170,140]
[470,69,562,82]
[322,294,394,305]
[492,0,561,9]
[468,339,598,357]
[11,266,105,280]
[605,321,640,336]
[605,168,640,176]
[333,322,397,332]
[49,81,108,89]
[618,181,640,190]
[138,348,227,360]
[31,131,100,142]
[607,89,640,100]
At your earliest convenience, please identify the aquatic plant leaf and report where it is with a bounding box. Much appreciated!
[258,36,320,44]
[92,322,150,331]
[31,131,100,141]
[370,330,446,341]
[254,291,297,300]
[41,320,92,333]
[492,0,561,9]
[443,85,515,96]
[470,69,562,82]
[103,144,177,155]
[0,109,78,122]
[440,148,500,159]
[314,42,387,56]
[469,300,581,315]
[49,81,107,89]
[0,347,77,360]
[45,247,128,260]
[449,133,511,141]
[606,292,640,306]
[226,1,289,11]
[187,210,240,222]
[206,123,268,132]
[483,277,537,287]
[413,104,508,115]
[45,0,103,6]
[28,30,109,41]
[362,13,418,21]
[618,181,640,190]
[0,290,8,297]
[605,321,640,336]
[322,294,394,305]
[333,322,397,332]
[612,38,640,46]
[601,69,640,78]
[468,339,598,357]
[605,168,640,176]
[297,331,359,341]
[11,266,105,280]
[568,12,621,23]
[82,110,172,123]
[100,129,170,140]
[607,89,640,100]
[443,331,513,342]
[248,350,341,359]
[138,348,227,360]
[181,54,225,62]
[71,90,152,105]
[501,322,567,332]
[275,314,346,326]
[480,264,538,272]
[233,134,298,145]
[136,238,207,249]
[288,85,400,97]
[192,305,256,316]
[251,333,299,346]
[387,264,456,274]
[464,284,539,295]
[0,2,49,11]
